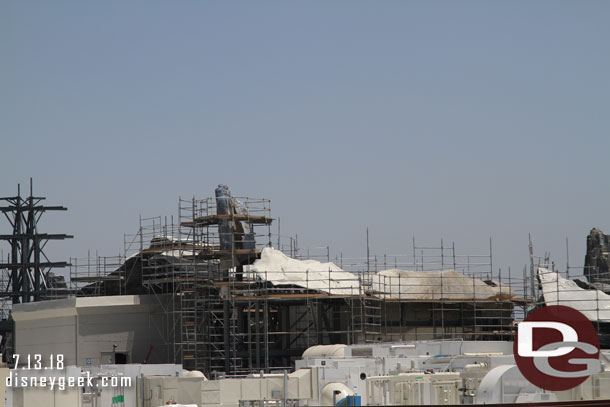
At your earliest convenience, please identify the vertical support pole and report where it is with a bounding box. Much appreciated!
[528,234,535,300]
[255,300,261,370]
[30,179,38,301]
[283,370,288,407]
[224,299,230,375]
[34,235,40,301]
[412,236,416,270]
[473,276,477,338]
[452,242,456,270]
[281,305,290,367]
[247,300,253,370]
[264,299,269,371]
[489,237,493,280]
[566,237,570,280]
[440,239,444,338]
[366,228,370,273]
[277,217,280,249]
[10,184,21,304]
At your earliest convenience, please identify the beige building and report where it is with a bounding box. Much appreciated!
[12,295,169,367]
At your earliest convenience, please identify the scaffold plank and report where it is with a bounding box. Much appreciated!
[181,214,273,227]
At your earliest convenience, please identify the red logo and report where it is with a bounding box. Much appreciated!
[514,305,601,391]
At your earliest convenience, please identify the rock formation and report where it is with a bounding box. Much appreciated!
[585,228,610,284]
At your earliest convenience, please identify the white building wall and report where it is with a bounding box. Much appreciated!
[12,295,169,367]
[16,315,77,365]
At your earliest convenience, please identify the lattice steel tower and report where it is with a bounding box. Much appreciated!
[0,179,72,304]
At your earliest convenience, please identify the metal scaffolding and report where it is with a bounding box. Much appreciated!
[66,186,531,378]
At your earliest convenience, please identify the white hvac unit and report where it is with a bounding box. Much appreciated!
[198,368,318,407]
[139,376,206,407]
[366,372,460,406]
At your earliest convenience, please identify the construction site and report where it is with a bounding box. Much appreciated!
[0,183,534,379]
[7,183,610,407]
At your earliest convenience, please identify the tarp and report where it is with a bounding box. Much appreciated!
[371,269,514,300]
[249,248,513,300]
[538,267,610,322]
[248,248,360,295]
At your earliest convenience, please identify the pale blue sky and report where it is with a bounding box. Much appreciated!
[2,1,609,280]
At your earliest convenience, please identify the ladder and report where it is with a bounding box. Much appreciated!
[180,278,199,370]
[362,297,382,342]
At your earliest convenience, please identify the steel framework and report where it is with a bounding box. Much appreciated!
[0,180,72,303]
[0,180,72,361]
[67,186,530,377]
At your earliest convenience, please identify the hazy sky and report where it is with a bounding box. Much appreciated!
[2,1,609,284]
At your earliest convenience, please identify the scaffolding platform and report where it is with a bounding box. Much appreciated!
[196,249,261,259]
[182,213,273,227]
[71,276,124,282]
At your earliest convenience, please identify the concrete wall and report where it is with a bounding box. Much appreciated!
[77,310,167,365]
[13,295,169,367]
[16,315,78,365]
